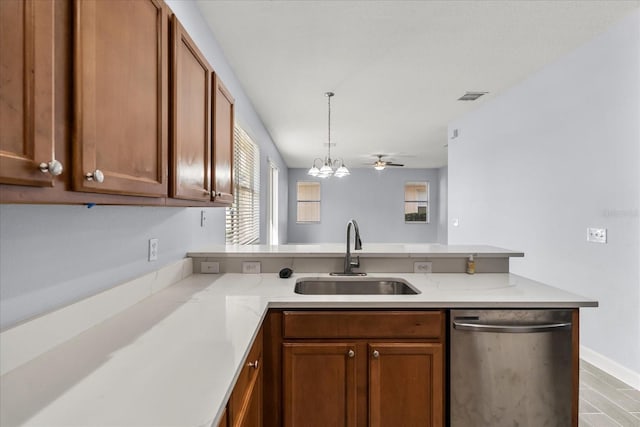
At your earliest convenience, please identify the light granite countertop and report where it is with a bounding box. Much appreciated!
[187,243,525,258]
[0,272,597,427]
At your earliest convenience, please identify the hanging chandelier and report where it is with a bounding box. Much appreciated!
[307,92,350,178]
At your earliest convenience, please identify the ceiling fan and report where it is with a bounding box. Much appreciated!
[371,155,404,171]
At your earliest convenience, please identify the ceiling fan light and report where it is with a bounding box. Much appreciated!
[374,164,385,171]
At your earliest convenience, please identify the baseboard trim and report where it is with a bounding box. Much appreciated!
[581,345,640,390]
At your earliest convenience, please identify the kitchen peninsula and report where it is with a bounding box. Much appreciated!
[0,245,597,427]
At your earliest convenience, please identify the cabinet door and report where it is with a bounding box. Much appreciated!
[217,407,228,427]
[211,75,234,204]
[233,366,262,427]
[0,0,57,186]
[72,0,168,197]
[283,343,357,427]
[170,16,212,202]
[230,329,263,427]
[368,343,444,427]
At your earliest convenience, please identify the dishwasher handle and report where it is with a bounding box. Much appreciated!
[452,320,571,333]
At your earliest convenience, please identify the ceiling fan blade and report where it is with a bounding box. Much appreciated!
[386,162,404,167]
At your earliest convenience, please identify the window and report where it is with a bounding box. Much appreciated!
[404,181,429,223]
[226,126,260,244]
[297,181,320,223]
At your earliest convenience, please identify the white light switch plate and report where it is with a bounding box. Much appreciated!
[242,261,261,274]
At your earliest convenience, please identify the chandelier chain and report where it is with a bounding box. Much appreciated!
[326,92,333,160]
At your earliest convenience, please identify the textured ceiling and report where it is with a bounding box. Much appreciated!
[197,0,639,169]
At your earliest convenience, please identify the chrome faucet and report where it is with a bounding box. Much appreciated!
[332,219,365,276]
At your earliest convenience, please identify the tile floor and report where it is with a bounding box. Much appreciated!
[579,360,640,426]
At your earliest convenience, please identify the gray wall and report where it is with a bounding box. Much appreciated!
[0,1,288,330]
[448,11,639,376]
[287,168,441,243]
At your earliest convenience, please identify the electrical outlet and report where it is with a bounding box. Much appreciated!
[587,227,607,243]
[414,261,433,273]
[242,261,261,274]
[148,238,158,261]
[200,210,207,227]
[201,261,220,273]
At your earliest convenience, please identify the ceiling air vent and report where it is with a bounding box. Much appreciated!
[458,91,488,101]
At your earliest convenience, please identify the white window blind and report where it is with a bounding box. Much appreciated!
[226,126,260,244]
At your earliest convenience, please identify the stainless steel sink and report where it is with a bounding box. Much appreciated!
[294,277,420,295]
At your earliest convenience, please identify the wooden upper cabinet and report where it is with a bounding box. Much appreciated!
[72,0,168,197]
[212,75,234,204]
[368,343,444,427]
[170,16,212,202]
[0,0,57,187]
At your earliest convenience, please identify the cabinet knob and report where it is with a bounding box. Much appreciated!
[39,159,63,176]
[348,349,355,358]
[85,169,104,183]
[203,189,210,195]
[372,350,380,359]
[248,360,259,369]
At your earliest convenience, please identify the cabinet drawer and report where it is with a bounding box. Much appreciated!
[283,311,444,339]
[229,328,262,423]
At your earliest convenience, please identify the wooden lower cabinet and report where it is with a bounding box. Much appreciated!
[228,328,263,427]
[368,343,443,427]
[273,310,446,427]
[217,407,228,427]
[283,343,358,427]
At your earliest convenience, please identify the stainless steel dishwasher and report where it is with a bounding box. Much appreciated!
[450,309,573,427]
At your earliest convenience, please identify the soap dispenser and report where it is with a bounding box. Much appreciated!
[466,255,476,274]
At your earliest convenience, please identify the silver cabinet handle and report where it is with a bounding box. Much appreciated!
[372,350,379,358]
[248,360,259,369]
[452,320,571,333]
[348,349,355,358]
[39,159,63,176]
[85,169,104,183]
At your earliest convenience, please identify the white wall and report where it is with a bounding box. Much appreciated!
[0,1,288,330]
[448,11,639,380]
[287,168,441,243]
